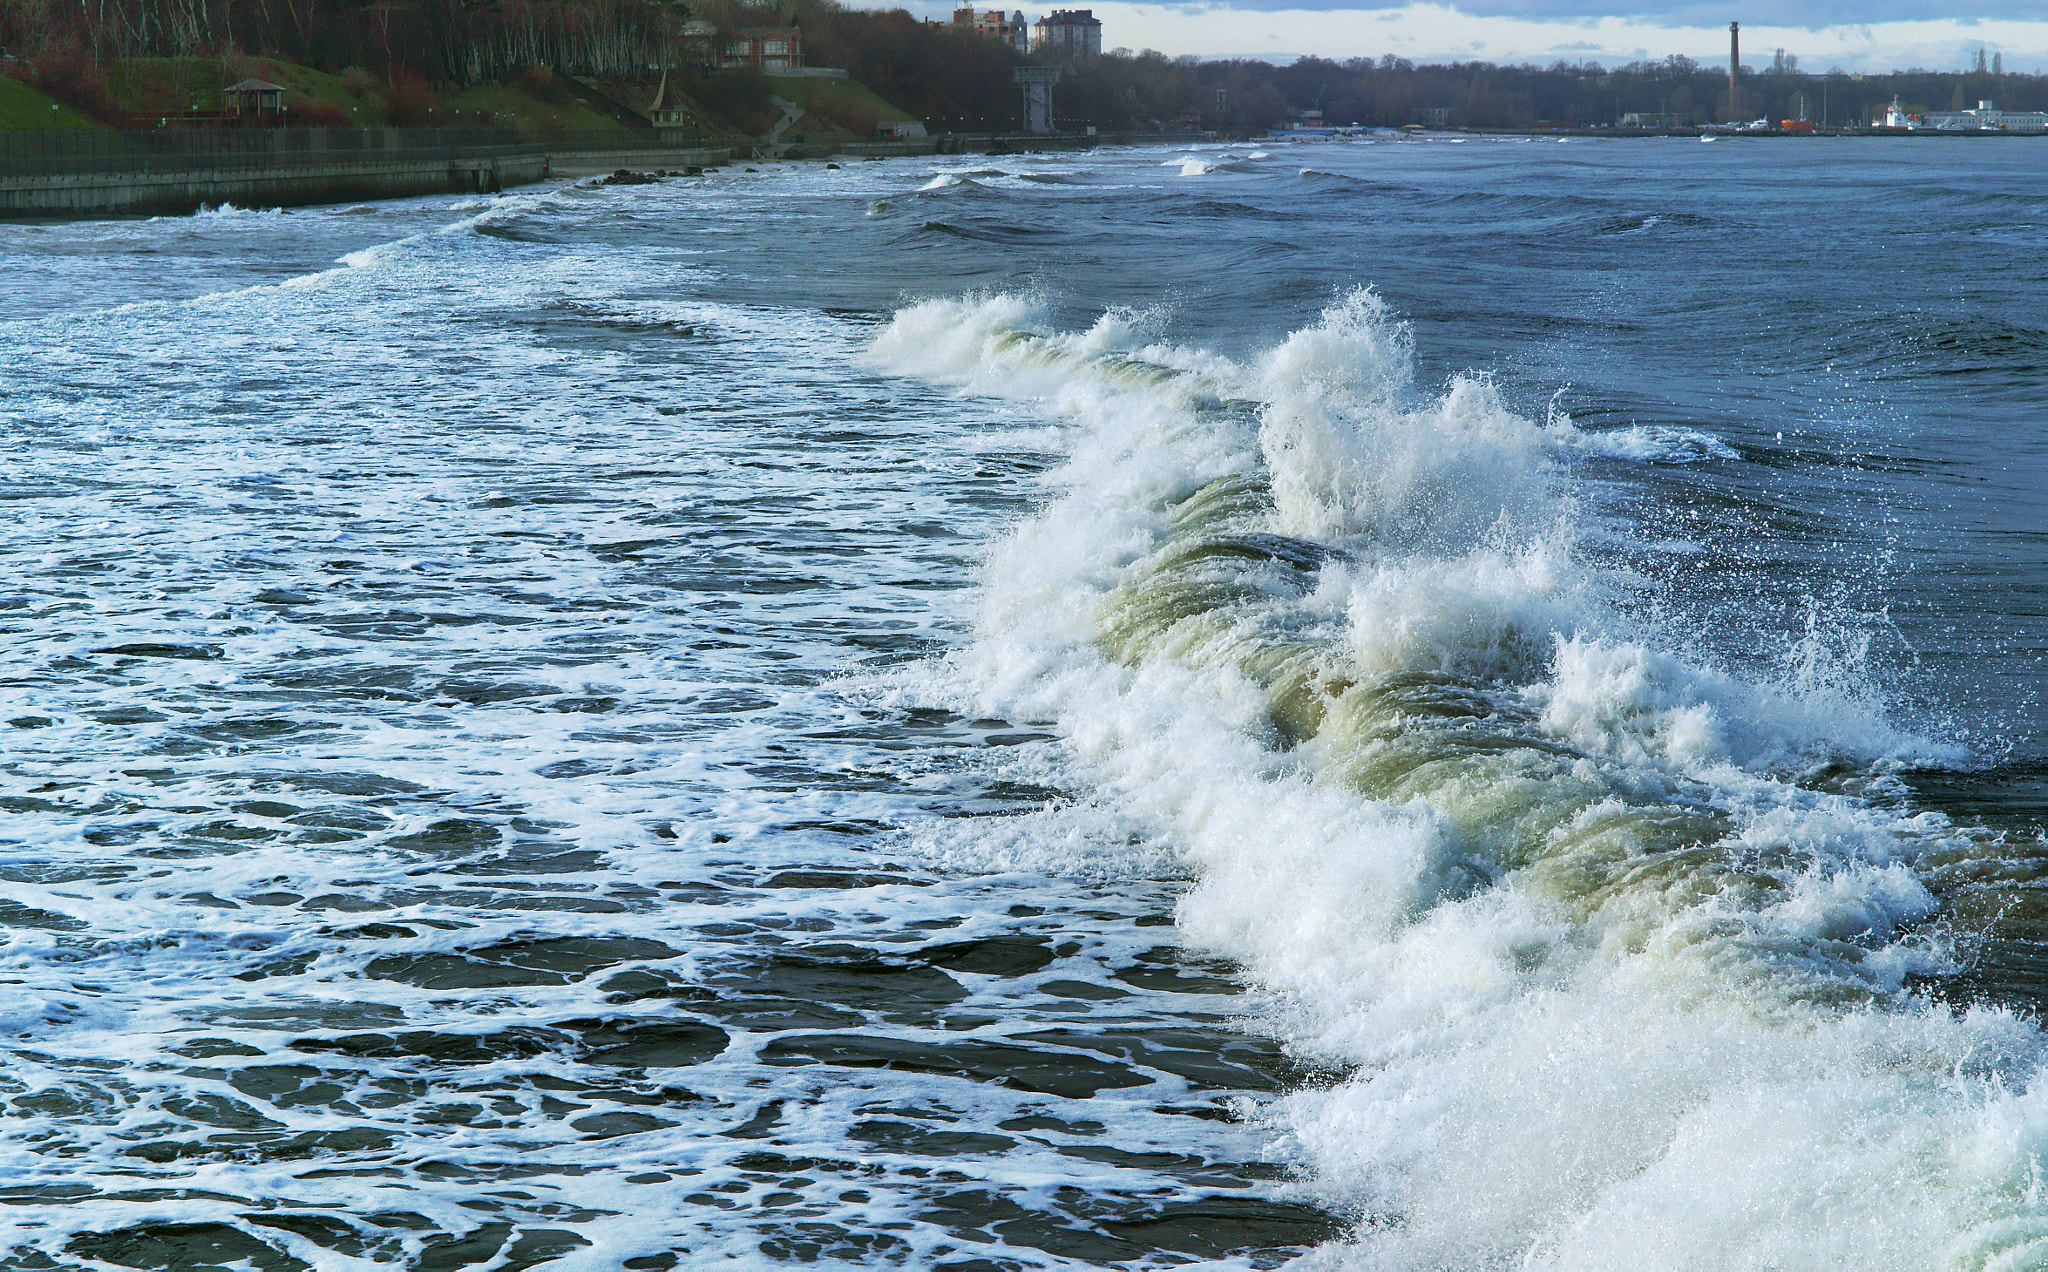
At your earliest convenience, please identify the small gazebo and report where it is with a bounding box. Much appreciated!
[222,79,286,117]
[646,70,691,130]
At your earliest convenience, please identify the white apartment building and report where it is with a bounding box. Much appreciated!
[1031,10,1101,58]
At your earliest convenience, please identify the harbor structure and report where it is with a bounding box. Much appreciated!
[1013,64,1061,132]
[1923,100,2048,131]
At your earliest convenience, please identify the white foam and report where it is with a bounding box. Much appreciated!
[1563,422,1741,463]
[189,202,288,219]
[1167,154,1253,177]
[871,287,2048,1269]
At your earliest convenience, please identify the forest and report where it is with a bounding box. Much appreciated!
[3,0,2045,134]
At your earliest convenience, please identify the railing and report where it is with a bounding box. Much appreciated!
[0,128,528,177]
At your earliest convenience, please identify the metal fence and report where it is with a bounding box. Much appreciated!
[0,128,531,177]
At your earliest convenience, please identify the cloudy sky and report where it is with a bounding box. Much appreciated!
[908,1,2048,73]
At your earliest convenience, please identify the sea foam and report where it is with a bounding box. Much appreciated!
[871,287,2048,1270]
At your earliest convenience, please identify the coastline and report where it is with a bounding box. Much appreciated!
[0,129,1208,221]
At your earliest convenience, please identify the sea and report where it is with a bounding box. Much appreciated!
[0,134,2045,1271]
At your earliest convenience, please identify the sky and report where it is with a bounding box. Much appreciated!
[902,1,2048,73]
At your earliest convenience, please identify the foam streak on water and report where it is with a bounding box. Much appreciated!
[0,178,1340,1270]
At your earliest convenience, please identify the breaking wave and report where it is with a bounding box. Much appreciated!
[1168,154,1261,177]
[871,287,2048,1270]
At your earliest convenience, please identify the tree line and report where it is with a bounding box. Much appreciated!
[4,0,2045,133]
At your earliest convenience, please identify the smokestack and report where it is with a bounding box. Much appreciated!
[1729,21,1740,119]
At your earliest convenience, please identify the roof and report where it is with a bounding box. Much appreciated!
[647,70,687,113]
[223,79,286,92]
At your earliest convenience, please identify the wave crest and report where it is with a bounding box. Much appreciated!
[872,287,2041,1271]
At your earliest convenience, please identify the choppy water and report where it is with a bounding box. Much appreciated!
[1,135,2045,1270]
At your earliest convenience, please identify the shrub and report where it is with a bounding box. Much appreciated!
[381,69,434,125]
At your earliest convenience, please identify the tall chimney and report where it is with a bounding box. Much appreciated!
[1729,22,1740,119]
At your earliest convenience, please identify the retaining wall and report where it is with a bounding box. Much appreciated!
[544,146,734,176]
[0,125,1212,219]
[0,130,547,219]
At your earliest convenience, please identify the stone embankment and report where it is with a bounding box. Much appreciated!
[0,128,545,218]
[2,151,544,218]
[776,131,1210,160]
[0,124,1208,219]
[544,145,731,177]
[0,127,731,218]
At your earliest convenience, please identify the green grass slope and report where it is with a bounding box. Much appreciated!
[103,58,390,124]
[103,59,638,131]
[441,83,628,133]
[245,58,387,124]
[771,76,915,130]
[0,74,110,129]
[594,69,918,139]
[47,58,912,138]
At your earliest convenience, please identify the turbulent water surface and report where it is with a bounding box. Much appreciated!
[1,136,2046,1270]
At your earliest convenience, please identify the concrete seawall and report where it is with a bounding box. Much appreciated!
[0,141,744,219]
[784,131,1211,160]
[0,126,1207,220]
[545,146,734,177]
[0,149,546,219]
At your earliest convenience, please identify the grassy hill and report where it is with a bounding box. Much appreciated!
[18,56,914,139]
[0,74,108,130]
[772,75,916,132]
[590,69,918,139]
[440,81,630,134]
[103,58,389,125]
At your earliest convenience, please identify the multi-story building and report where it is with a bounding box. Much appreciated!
[1924,99,2048,131]
[721,28,802,72]
[953,8,1029,54]
[1031,10,1101,58]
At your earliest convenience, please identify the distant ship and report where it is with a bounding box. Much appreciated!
[1876,96,1920,132]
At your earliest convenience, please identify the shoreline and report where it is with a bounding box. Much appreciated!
[0,130,1206,221]
[11,122,2025,222]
